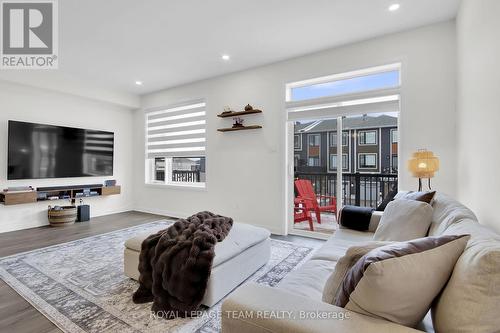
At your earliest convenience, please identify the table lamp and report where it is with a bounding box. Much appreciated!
[408,149,439,191]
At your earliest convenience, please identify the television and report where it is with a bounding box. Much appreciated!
[8,121,114,180]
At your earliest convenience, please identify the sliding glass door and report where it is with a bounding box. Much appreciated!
[290,112,399,237]
[285,64,402,238]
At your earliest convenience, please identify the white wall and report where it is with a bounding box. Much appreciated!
[135,21,457,235]
[456,0,500,233]
[0,81,135,233]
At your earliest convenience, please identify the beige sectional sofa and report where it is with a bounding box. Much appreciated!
[222,192,500,332]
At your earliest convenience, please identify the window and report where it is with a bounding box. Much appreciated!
[358,130,377,145]
[308,134,320,147]
[358,153,377,169]
[153,157,165,181]
[307,134,321,167]
[308,157,320,167]
[391,155,398,173]
[146,101,206,187]
[287,64,400,102]
[294,134,302,150]
[391,129,398,143]
[329,131,348,147]
[330,154,348,170]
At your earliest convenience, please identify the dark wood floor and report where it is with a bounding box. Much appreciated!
[0,211,324,333]
[0,211,166,333]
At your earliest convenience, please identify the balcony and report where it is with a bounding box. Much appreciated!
[172,170,201,183]
[294,172,398,234]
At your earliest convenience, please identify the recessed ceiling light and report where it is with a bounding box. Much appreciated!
[135,81,143,86]
[221,54,230,61]
[388,3,400,11]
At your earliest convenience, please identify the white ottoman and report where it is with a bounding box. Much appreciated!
[124,222,271,307]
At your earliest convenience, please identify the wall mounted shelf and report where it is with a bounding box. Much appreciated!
[217,109,262,118]
[217,125,262,132]
[0,185,121,206]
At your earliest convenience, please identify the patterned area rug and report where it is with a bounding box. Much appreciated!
[0,221,318,333]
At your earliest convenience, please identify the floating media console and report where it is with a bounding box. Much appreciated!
[0,184,121,206]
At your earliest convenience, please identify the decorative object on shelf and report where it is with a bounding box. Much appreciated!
[48,205,78,226]
[4,186,34,192]
[244,104,253,111]
[104,179,116,187]
[408,149,440,191]
[232,117,244,128]
[221,106,232,115]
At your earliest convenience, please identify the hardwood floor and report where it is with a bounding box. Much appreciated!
[0,211,166,333]
[0,211,325,333]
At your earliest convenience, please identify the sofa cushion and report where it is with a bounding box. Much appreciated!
[125,222,270,268]
[399,191,436,204]
[278,259,337,301]
[322,241,391,304]
[335,235,469,327]
[311,229,375,262]
[427,192,478,236]
[432,221,500,332]
[374,199,433,241]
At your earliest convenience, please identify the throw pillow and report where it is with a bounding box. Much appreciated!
[322,241,391,304]
[334,235,470,327]
[373,199,433,241]
[375,189,398,211]
[338,205,374,231]
[400,190,436,204]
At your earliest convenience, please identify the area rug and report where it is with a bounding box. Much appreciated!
[0,220,318,333]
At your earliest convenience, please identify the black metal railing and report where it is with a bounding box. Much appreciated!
[172,170,201,183]
[295,172,398,208]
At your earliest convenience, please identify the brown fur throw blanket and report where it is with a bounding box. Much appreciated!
[132,211,233,318]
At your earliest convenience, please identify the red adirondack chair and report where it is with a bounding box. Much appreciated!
[295,179,337,224]
[294,197,314,231]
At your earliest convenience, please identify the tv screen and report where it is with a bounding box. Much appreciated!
[8,121,114,180]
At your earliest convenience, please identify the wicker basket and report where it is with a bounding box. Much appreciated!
[48,205,77,227]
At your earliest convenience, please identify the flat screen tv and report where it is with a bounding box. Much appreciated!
[8,120,114,180]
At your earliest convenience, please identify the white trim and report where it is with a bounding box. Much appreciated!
[358,130,378,145]
[287,96,400,122]
[144,182,207,191]
[358,153,378,169]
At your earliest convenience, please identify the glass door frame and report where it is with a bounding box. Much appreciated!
[285,98,401,240]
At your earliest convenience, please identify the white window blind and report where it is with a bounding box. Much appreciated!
[146,101,206,158]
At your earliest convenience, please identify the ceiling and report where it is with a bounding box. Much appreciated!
[0,0,461,107]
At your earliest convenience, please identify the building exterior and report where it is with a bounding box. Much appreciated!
[294,115,398,175]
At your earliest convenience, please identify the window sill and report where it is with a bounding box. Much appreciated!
[144,182,207,191]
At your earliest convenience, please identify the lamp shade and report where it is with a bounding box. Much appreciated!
[408,150,439,178]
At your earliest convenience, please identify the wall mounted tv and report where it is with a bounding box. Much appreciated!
[8,121,114,180]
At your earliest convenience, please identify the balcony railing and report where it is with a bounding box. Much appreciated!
[295,172,398,208]
[172,170,201,183]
